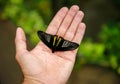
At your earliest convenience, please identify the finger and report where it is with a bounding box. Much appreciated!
[46,7,68,35]
[15,27,27,54]
[64,11,84,41]
[73,23,86,44]
[57,5,79,37]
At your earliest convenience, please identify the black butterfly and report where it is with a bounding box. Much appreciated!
[37,31,79,53]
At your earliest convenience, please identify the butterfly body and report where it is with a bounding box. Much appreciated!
[37,31,79,53]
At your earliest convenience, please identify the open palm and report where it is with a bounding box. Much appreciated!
[15,5,85,84]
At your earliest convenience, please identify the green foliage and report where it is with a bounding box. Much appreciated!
[78,40,105,64]
[100,23,120,57]
[77,22,120,74]
[1,0,52,45]
[100,22,120,70]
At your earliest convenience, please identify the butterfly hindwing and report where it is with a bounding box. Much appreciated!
[55,38,79,51]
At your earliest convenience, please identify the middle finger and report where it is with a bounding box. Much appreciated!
[56,5,79,37]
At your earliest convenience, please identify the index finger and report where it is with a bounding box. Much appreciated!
[46,7,68,35]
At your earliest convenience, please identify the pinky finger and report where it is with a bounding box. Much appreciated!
[73,23,86,44]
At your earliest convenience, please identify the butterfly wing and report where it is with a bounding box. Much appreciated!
[55,38,79,51]
[37,31,79,52]
[37,31,54,49]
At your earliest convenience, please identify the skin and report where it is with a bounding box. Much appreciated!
[15,5,86,84]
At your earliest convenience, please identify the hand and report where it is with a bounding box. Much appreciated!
[15,5,85,84]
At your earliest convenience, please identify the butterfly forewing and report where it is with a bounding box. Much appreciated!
[37,31,54,49]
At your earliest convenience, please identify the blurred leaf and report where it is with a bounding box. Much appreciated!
[10,0,23,4]
[17,11,46,33]
[109,55,118,69]
[78,40,105,64]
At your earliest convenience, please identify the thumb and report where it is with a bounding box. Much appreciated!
[15,27,27,55]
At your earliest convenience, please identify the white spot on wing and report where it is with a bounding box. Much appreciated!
[45,34,51,42]
[62,41,71,47]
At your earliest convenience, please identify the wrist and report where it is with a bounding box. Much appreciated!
[22,78,44,84]
[22,77,67,84]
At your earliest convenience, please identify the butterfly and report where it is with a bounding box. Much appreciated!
[37,31,79,53]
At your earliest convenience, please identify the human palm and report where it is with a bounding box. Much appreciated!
[15,5,85,84]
